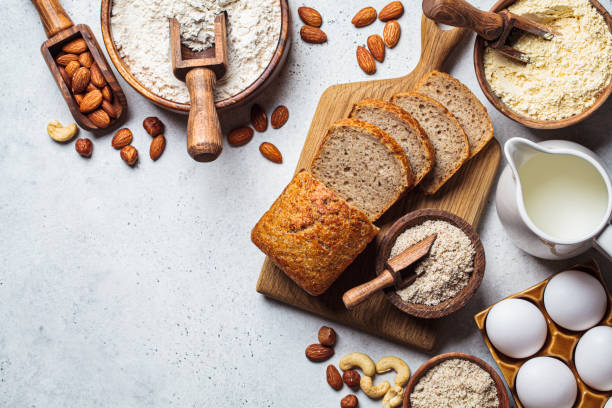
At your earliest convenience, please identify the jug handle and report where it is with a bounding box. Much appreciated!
[594,224,612,262]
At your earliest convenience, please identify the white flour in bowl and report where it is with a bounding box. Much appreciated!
[111,0,282,103]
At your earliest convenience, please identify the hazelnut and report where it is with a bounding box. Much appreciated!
[342,370,360,388]
[120,145,138,166]
[143,116,164,137]
[75,138,93,158]
[318,326,337,347]
[340,394,358,408]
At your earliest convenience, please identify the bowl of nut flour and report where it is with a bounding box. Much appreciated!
[101,0,289,113]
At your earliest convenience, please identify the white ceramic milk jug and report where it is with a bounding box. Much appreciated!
[496,138,612,260]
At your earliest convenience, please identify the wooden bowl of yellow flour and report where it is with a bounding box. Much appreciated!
[473,0,612,129]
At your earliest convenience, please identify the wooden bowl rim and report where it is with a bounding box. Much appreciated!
[403,352,510,408]
[376,209,485,319]
[100,0,290,112]
[472,0,612,129]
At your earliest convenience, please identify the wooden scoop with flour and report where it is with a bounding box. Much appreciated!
[170,14,228,162]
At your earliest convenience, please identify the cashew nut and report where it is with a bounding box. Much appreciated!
[339,352,375,377]
[360,375,391,399]
[376,356,411,387]
[47,120,78,142]
[382,385,404,408]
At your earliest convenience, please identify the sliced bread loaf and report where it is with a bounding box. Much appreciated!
[391,92,469,195]
[251,171,379,296]
[415,71,493,158]
[310,118,413,221]
[349,98,435,186]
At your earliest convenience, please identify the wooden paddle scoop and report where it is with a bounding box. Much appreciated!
[170,14,228,162]
[342,234,437,310]
[422,0,555,63]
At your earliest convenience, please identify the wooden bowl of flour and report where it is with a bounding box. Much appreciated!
[100,0,291,113]
[473,0,612,129]
[375,209,485,319]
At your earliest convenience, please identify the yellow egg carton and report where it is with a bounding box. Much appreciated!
[474,259,612,408]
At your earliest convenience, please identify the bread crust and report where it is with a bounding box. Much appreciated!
[391,92,470,195]
[415,70,494,158]
[251,171,379,296]
[350,98,435,186]
[310,118,413,220]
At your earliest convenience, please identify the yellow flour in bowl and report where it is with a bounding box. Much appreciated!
[483,0,612,121]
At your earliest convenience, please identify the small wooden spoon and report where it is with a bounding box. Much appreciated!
[170,14,228,162]
[342,234,437,310]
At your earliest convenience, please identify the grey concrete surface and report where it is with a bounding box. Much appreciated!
[1,0,611,407]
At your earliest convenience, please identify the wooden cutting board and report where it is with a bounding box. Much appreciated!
[256,16,502,350]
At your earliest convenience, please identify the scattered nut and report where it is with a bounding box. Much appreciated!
[383,20,401,48]
[318,326,337,347]
[342,370,361,389]
[382,385,404,408]
[339,353,376,377]
[352,7,377,27]
[360,376,390,399]
[112,128,133,149]
[150,135,166,161]
[250,104,268,132]
[143,116,164,137]
[367,34,385,62]
[356,46,376,75]
[62,38,87,54]
[340,394,358,408]
[305,343,334,362]
[326,365,343,390]
[259,142,283,163]
[375,356,410,387]
[300,25,327,44]
[298,6,323,28]
[47,120,78,142]
[120,145,138,166]
[75,138,93,158]
[378,1,404,21]
[271,105,289,129]
[78,51,93,68]
[228,127,254,147]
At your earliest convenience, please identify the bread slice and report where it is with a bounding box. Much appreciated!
[391,92,469,195]
[415,71,493,158]
[349,98,435,186]
[251,171,379,296]
[310,118,413,221]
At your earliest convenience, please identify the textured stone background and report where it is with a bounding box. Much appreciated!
[1,0,611,406]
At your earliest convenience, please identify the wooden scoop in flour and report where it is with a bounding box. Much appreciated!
[422,0,556,63]
[342,234,437,310]
[170,14,228,162]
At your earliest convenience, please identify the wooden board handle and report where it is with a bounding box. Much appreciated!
[31,0,73,38]
[422,0,504,41]
[342,270,396,310]
[186,68,223,162]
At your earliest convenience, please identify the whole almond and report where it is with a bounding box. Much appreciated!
[120,145,138,166]
[56,53,78,66]
[78,51,94,68]
[340,394,358,408]
[86,82,97,92]
[250,104,268,132]
[356,46,376,75]
[383,20,401,48]
[150,135,166,161]
[379,1,404,21]
[72,67,90,94]
[90,63,106,88]
[271,105,289,129]
[101,85,113,103]
[74,93,84,105]
[326,365,343,391]
[79,89,103,113]
[305,344,333,362]
[112,128,133,149]
[62,38,88,54]
[228,127,254,147]
[101,100,118,118]
[88,109,111,128]
[352,7,377,27]
[58,66,72,87]
[300,25,327,44]
[65,60,81,78]
[259,142,283,164]
[298,6,322,28]
[75,138,93,158]
[367,34,385,62]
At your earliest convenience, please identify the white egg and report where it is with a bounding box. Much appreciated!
[544,270,607,331]
[486,298,548,358]
[516,357,577,408]
[574,326,612,391]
